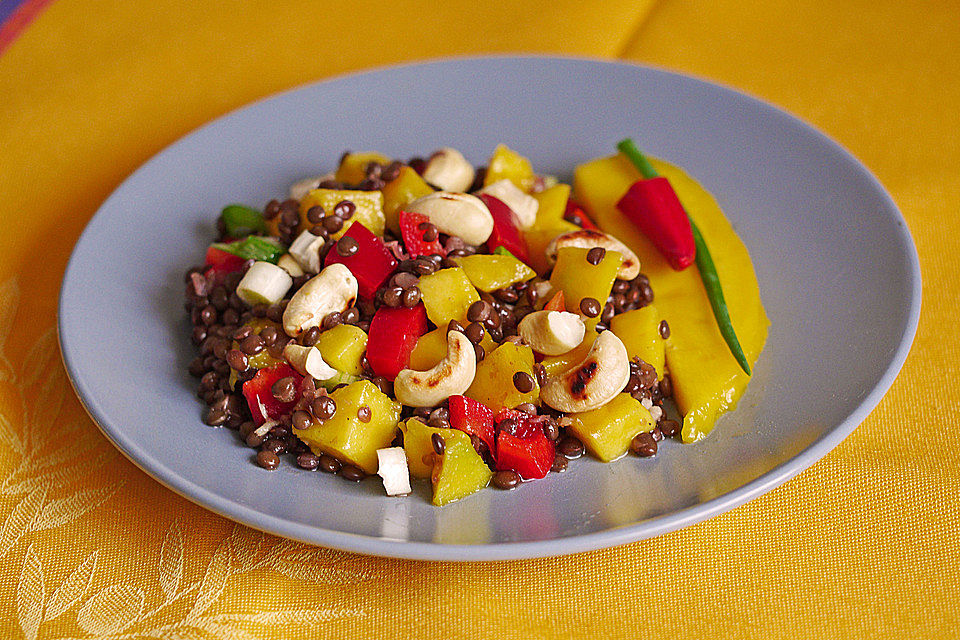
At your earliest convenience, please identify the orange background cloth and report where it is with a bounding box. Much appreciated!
[0,1,956,637]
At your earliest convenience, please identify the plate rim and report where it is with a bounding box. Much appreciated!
[57,54,922,561]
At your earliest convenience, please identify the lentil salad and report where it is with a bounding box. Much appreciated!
[184,144,676,506]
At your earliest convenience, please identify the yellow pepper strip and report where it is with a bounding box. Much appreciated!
[573,154,769,442]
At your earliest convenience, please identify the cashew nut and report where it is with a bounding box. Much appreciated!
[540,330,630,413]
[405,192,493,246]
[546,229,641,280]
[394,331,476,407]
[282,263,358,337]
[287,228,326,274]
[277,253,305,277]
[283,343,337,381]
[518,310,586,356]
[422,147,475,192]
[289,173,334,201]
[478,179,538,230]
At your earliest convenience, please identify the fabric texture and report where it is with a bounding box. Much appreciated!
[0,0,956,637]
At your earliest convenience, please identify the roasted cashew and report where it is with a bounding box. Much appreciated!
[405,192,494,246]
[540,330,630,412]
[282,263,358,336]
[394,331,476,407]
[517,310,585,356]
[546,229,641,280]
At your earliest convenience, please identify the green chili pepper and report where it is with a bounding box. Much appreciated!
[211,235,285,264]
[493,245,520,261]
[617,138,751,375]
[220,204,267,238]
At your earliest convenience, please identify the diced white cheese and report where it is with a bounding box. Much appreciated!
[236,261,292,306]
[282,343,337,381]
[288,229,326,274]
[478,178,538,229]
[377,447,412,496]
[289,173,334,201]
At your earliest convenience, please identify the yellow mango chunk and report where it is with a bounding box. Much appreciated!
[400,418,448,479]
[484,144,536,192]
[317,324,368,375]
[381,166,434,235]
[335,151,392,185]
[297,380,401,473]
[550,246,621,328]
[522,225,579,275]
[567,393,655,462]
[530,184,571,231]
[417,267,480,327]
[610,305,666,379]
[466,342,539,410]
[299,188,385,239]
[574,154,769,442]
[431,429,493,506]
[407,326,448,371]
[453,254,536,292]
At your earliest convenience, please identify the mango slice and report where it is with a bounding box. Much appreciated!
[335,151,392,185]
[299,188,385,239]
[573,155,769,442]
[453,254,536,292]
[567,393,655,462]
[465,342,539,410]
[610,305,666,379]
[317,324,368,376]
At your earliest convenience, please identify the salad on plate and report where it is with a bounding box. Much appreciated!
[183,140,768,505]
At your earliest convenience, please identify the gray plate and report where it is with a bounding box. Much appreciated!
[58,56,921,561]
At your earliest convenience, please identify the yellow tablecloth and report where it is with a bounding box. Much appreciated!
[1,1,956,637]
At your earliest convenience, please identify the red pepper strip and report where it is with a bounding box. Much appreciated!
[365,303,428,380]
[543,290,565,312]
[564,198,599,230]
[399,210,446,258]
[205,245,246,275]
[478,193,530,264]
[241,363,303,425]
[448,395,496,453]
[494,408,555,480]
[616,177,696,270]
[323,222,398,299]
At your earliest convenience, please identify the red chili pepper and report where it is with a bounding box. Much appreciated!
[365,303,428,380]
[478,193,530,264]
[241,363,303,425]
[399,210,446,258]
[616,178,696,270]
[323,222,398,299]
[494,408,555,480]
[448,395,496,453]
[564,198,598,230]
[543,290,566,312]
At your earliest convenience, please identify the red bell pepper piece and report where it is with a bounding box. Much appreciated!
[543,290,565,312]
[399,210,446,258]
[494,408,556,480]
[478,193,530,264]
[241,363,303,425]
[365,303,428,380]
[616,177,696,270]
[324,222,398,299]
[204,245,246,278]
[564,198,598,230]
[448,395,496,453]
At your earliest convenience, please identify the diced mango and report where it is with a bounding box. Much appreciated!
[298,189,385,239]
[484,144,536,192]
[297,380,401,473]
[453,254,536,292]
[317,324,368,376]
[400,418,448,479]
[417,267,480,327]
[381,166,434,235]
[335,151,392,185]
[465,342,539,410]
[550,246,621,328]
[530,184,571,231]
[610,305,666,379]
[566,393,655,462]
[522,225,579,276]
[540,331,597,377]
[574,155,769,442]
[430,429,493,506]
